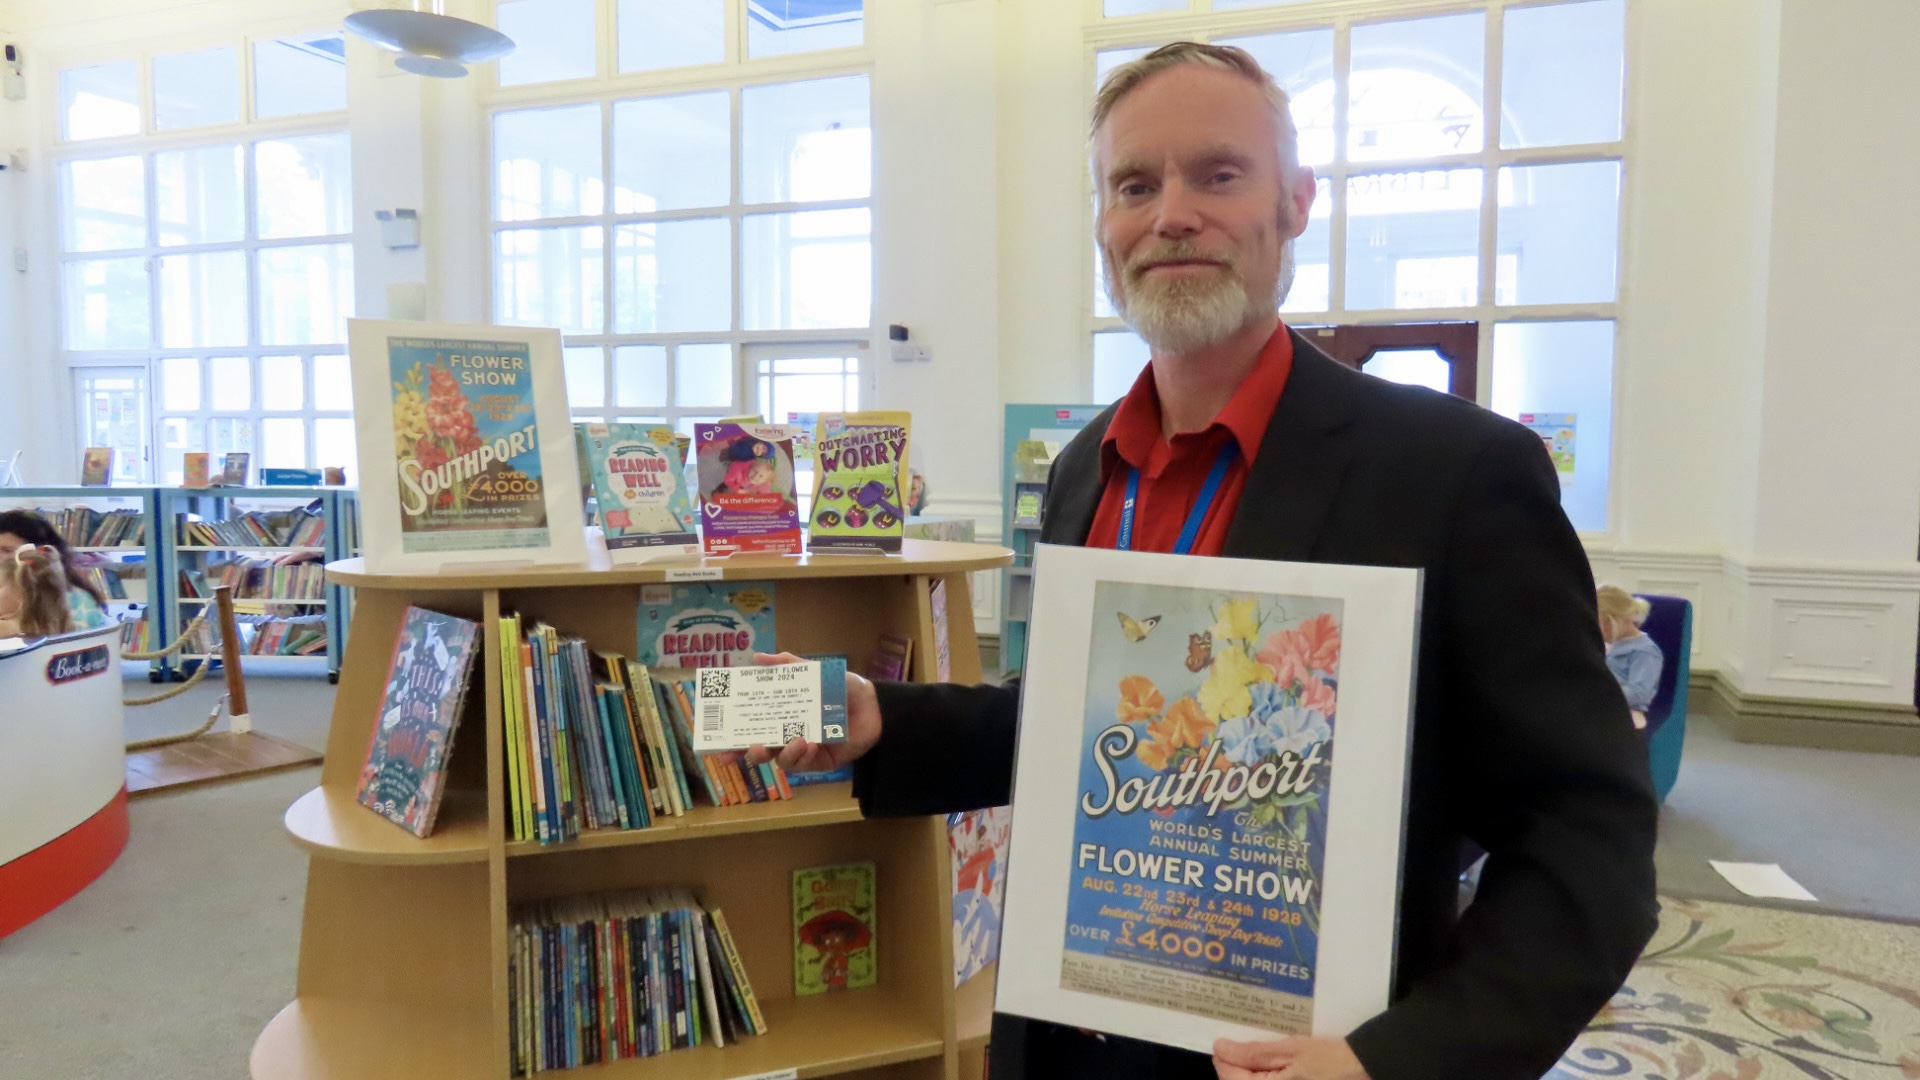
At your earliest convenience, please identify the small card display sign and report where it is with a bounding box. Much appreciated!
[46,644,113,685]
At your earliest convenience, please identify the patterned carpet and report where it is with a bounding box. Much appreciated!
[1551,897,1920,1080]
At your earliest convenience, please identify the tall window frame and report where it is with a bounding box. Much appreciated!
[1085,0,1630,533]
[486,0,877,435]
[52,32,357,485]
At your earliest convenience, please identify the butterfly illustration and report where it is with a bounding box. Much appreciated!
[1116,612,1162,643]
[1185,631,1214,673]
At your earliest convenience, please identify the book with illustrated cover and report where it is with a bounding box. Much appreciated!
[356,605,482,837]
[80,447,114,486]
[221,452,250,486]
[864,632,913,682]
[950,806,1013,985]
[807,411,911,555]
[793,862,877,995]
[692,423,802,555]
[183,452,211,489]
[577,423,699,558]
[636,582,775,670]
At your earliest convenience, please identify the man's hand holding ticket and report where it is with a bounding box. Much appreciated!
[691,656,849,753]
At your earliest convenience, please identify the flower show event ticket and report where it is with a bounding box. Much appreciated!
[691,658,849,753]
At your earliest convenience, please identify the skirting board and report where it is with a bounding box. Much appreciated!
[1691,670,1920,756]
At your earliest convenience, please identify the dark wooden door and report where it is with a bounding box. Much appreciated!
[1296,321,1479,400]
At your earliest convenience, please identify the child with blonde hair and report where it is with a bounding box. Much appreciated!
[1597,584,1663,730]
[0,544,78,639]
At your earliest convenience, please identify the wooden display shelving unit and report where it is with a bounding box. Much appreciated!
[253,539,1013,1080]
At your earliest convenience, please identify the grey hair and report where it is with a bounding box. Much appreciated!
[1091,41,1301,175]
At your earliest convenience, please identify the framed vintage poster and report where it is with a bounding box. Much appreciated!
[349,319,588,573]
[995,544,1420,1052]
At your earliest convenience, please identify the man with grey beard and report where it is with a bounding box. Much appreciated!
[753,41,1657,1080]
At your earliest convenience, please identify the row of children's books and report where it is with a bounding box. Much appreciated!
[184,614,328,657]
[509,887,765,1076]
[71,565,131,601]
[578,411,913,561]
[32,506,146,547]
[352,604,845,842]
[179,558,326,601]
[175,506,326,548]
[501,616,828,847]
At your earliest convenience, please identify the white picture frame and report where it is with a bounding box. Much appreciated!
[994,544,1420,1052]
[349,318,588,574]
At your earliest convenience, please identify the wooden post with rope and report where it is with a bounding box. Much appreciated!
[215,585,251,734]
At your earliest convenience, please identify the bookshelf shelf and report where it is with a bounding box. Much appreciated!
[257,541,1013,1080]
[180,596,325,605]
[253,998,494,1080]
[588,989,946,1080]
[955,965,995,1053]
[177,545,327,552]
[285,785,492,865]
[504,782,864,858]
[74,544,145,552]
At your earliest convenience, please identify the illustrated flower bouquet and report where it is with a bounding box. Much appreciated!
[1116,599,1341,838]
[392,360,483,512]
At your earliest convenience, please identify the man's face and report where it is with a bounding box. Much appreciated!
[1096,65,1316,355]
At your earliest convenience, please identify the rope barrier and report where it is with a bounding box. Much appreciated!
[124,692,226,750]
[122,655,216,709]
[120,602,224,721]
[122,603,214,661]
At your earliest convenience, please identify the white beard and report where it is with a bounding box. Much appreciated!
[1107,237,1296,355]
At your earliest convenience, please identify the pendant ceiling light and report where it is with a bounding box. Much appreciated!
[344,2,515,78]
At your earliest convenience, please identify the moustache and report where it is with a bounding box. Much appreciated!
[1126,245,1236,283]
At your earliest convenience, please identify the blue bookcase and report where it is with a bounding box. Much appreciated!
[998,404,1104,678]
[0,485,359,682]
[159,486,359,682]
[1,486,164,675]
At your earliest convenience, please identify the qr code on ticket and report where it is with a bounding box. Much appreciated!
[781,721,807,743]
[699,670,731,699]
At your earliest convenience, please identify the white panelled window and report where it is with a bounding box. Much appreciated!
[490,0,872,430]
[56,31,353,484]
[1088,0,1626,532]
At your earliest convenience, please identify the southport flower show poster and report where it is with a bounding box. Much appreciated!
[995,545,1419,1051]
[349,319,587,573]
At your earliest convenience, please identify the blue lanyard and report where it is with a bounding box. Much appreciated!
[1117,445,1237,554]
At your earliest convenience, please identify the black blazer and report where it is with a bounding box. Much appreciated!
[856,334,1659,1080]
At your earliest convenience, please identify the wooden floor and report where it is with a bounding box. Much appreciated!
[126,732,322,797]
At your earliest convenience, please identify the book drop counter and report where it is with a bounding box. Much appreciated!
[0,623,129,936]
[254,538,1012,1080]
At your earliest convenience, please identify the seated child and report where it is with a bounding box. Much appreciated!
[0,544,78,639]
[1598,584,1663,730]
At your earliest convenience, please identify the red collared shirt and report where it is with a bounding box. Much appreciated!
[1085,323,1294,556]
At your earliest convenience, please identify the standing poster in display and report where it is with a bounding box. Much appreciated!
[994,544,1419,1051]
[348,319,587,573]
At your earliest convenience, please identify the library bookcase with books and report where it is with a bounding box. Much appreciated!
[160,487,360,681]
[0,486,358,681]
[1,486,161,662]
[254,538,1013,1080]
